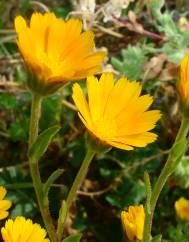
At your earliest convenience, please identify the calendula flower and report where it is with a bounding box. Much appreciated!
[72,73,161,150]
[1,216,50,242]
[178,56,189,115]
[121,205,145,241]
[0,186,12,220]
[175,197,189,221]
[14,12,105,95]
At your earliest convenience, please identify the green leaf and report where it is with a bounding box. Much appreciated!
[62,234,82,242]
[149,0,181,44]
[174,156,189,188]
[151,234,162,242]
[144,171,151,214]
[111,45,147,80]
[149,0,165,20]
[111,57,123,72]
[43,169,64,196]
[169,139,187,173]
[57,200,67,240]
[0,166,37,217]
[28,125,60,162]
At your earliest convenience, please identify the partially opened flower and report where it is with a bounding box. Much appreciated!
[175,197,189,221]
[72,73,161,150]
[14,12,105,95]
[0,186,12,220]
[121,205,145,241]
[1,216,49,242]
[178,55,189,115]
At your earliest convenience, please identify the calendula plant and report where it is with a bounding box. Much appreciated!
[175,197,189,221]
[121,205,145,241]
[1,2,188,242]
[11,10,162,242]
[0,187,50,242]
[14,11,105,242]
[141,56,189,242]
[118,53,189,242]
[1,216,50,242]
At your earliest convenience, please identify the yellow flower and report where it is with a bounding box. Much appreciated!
[175,197,189,221]
[178,55,189,114]
[1,216,50,242]
[14,12,105,95]
[72,73,161,150]
[0,186,12,220]
[121,205,145,241]
[178,17,189,31]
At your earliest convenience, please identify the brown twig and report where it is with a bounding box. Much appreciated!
[95,25,123,38]
[113,17,165,41]
[77,149,170,198]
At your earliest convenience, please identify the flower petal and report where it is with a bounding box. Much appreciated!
[114,132,157,147]
[72,83,92,127]
[0,200,12,210]
[0,211,9,220]
[0,186,6,200]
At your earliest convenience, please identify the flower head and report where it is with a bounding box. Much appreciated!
[72,73,161,150]
[0,186,12,220]
[14,12,105,95]
[121,205,145,241]
[1,216,50,242]
[178,55,189,115]
[175,197,189,221]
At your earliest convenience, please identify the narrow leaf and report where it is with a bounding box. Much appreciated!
[43,169,64,196]
[57,200,67,240]
[169,139,187,173]
[62,234,82,242]
[144,171,152,214]
[28,125,60,163]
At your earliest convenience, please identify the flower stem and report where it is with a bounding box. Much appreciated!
[143,117,189,242]
[66,149,95,210]
[29,93,58,242]
[29,94,42,146]
[58,148,95,240]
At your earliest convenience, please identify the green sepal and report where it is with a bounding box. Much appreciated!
[27,71,64,96]
[28,125,60,163]
[85,132,111,155]
[62,234,82,242]
[179,98,189,118]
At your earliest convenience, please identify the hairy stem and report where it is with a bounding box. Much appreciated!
[143,118,189,242]
[29,93,58,242]
[58,149,95,240]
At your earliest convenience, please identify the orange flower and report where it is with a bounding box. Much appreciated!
[121,205,145,241]
[14,12,105,95]
[178,56,189,115]
[1,216,49,242]
[73,73,161,150]
[175,197,189,221]
[0,187,12,220]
